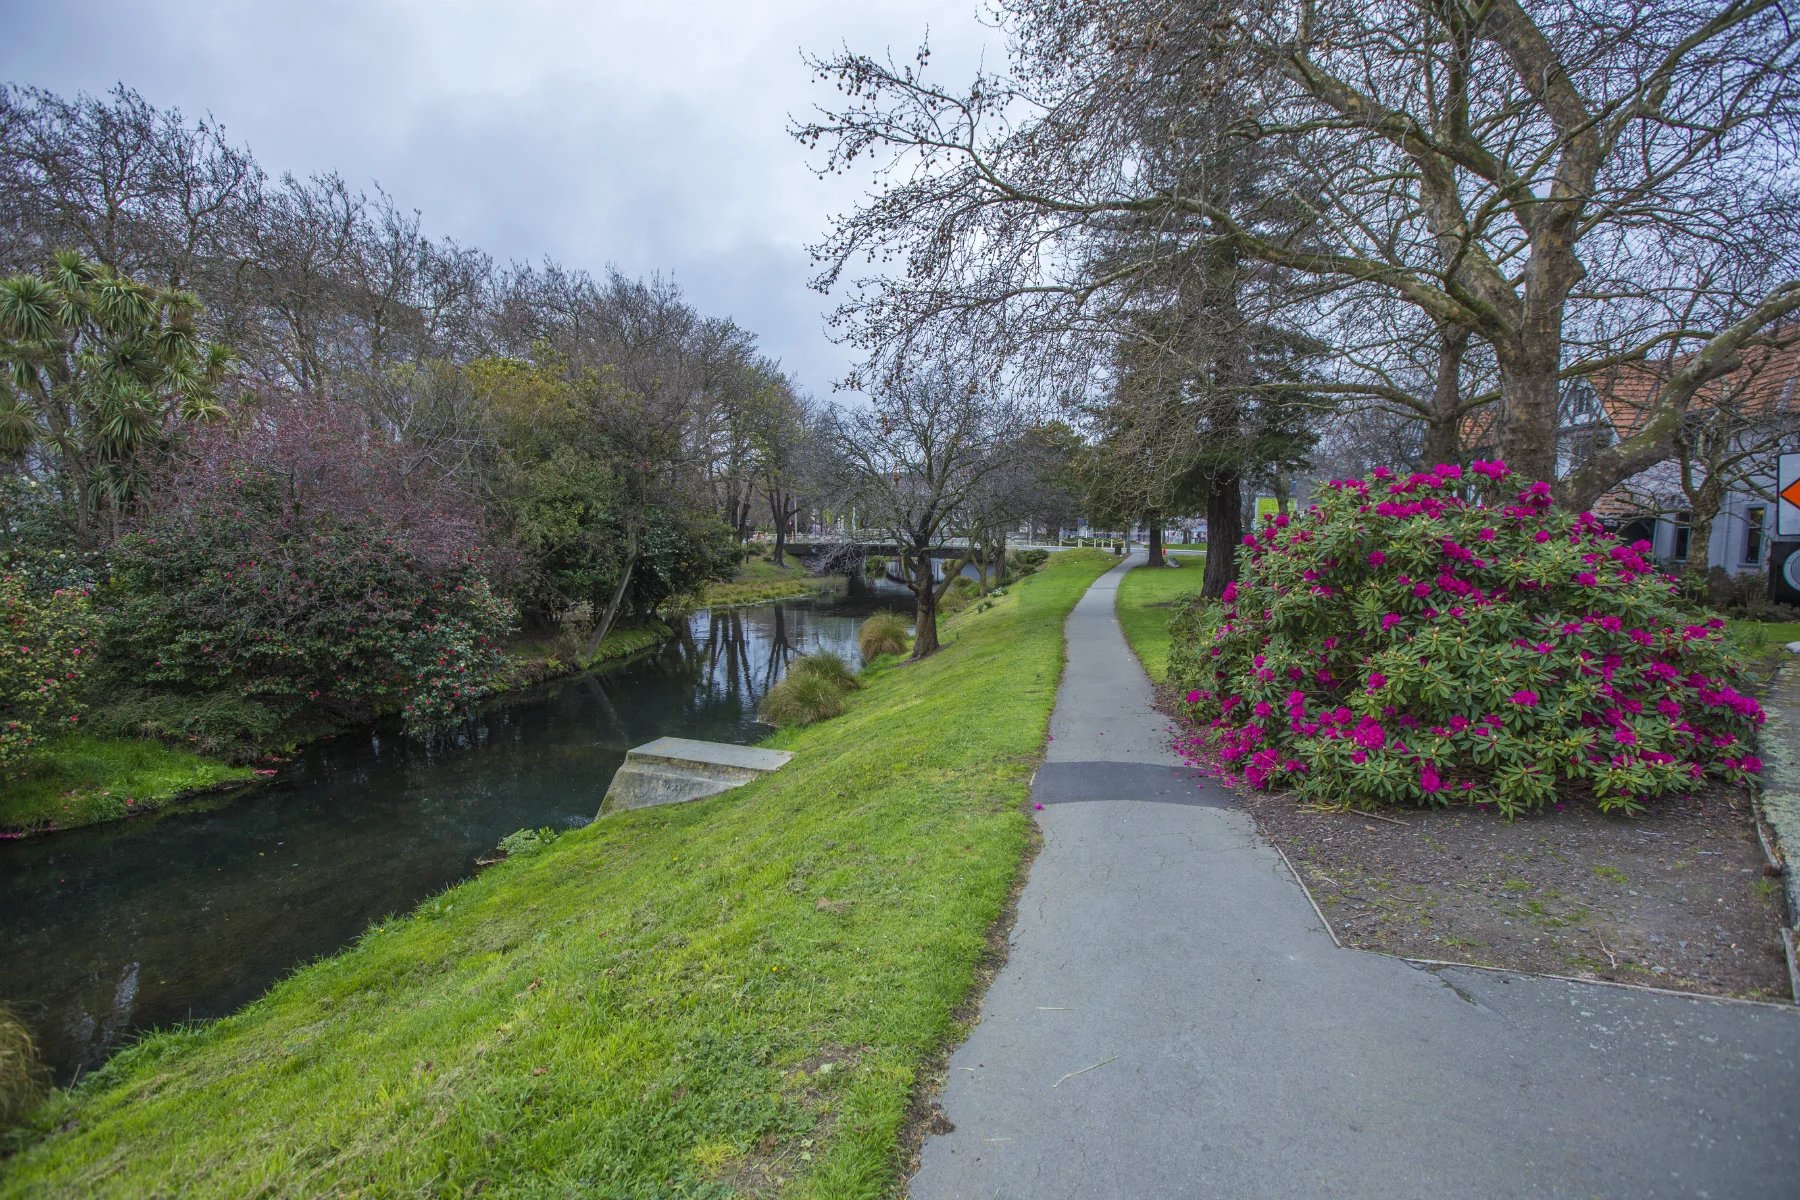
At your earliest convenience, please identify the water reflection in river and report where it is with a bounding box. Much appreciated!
[0,590,908,1082]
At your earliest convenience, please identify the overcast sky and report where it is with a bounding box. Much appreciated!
[0,0,1006,400]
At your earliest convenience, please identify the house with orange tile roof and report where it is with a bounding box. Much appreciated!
[1470,341,1800,578]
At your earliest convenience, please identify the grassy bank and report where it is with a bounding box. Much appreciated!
[497,620,677,691]
[0,735,254,835]
[1,549,1115,1198]
[1116,558,1205,684]
[701,556,838,608]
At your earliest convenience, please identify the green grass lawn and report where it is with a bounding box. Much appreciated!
[1116,558,1206,684]
[1725,618,1800,675]
[1,549,1116,1199]
[0,734,255,835]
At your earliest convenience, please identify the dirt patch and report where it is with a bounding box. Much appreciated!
[1147,682,1791,1000]
[1246,786,1789,999]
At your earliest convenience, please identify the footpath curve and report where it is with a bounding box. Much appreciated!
[910,553,1800,1200]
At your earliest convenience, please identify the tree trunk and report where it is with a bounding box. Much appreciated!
[769,490,789,567]
[1496,340,1562,486]
[1683,480,1726,581]
[1146,508,1166,568]
[1424,326,1472,467]
[1201,470,1242,599]
[583,546,638,663]
[911,549,941,658]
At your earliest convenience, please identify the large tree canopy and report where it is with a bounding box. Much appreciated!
[799,0,1800,506]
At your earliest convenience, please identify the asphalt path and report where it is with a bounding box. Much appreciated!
[909,554,1800,1200]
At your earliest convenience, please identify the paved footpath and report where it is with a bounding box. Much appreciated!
[910,554,1800,1200]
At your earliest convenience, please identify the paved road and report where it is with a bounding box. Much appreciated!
[909,554,1800,1200]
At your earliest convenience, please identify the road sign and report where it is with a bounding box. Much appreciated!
[1781,453,1800,536]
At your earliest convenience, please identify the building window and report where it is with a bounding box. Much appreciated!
[1745,506,1766,565]
[1671,512,1691,562]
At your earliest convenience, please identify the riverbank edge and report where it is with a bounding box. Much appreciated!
[0,549,1116,1198]
[1,617,690,840]
[696,575,841,610]
[0,736,258,838]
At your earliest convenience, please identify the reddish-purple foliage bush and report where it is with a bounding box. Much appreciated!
[104,395,513,737]
[1168,461,1764,814]
[154,394,490,573]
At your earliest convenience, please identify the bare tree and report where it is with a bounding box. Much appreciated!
[798,0,1800,505]
[833,366,1024,657]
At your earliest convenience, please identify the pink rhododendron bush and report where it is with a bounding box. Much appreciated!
[1167,462,1764,814]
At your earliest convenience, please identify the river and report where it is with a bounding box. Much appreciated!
[0,590,909,1083]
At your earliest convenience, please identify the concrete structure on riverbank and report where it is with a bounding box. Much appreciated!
[598,737,792,816]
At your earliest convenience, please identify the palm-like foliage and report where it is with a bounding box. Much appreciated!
[0,251,229,528]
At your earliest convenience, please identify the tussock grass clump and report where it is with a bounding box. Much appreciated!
[858,611,910,659]
[789,651,859,691]
[0,1005,48,1128]
[759,668,849,727]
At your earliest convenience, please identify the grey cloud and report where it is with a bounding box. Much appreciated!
[0,0,1000,399]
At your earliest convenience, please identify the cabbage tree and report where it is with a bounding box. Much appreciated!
[0,250,228,537]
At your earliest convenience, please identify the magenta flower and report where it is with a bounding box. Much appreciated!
[1368,550,1387,565]
[1471,459,1510,480]
[1419,764,1443,793]
[1509,690,1539,706]
[1574,572,1598,587]
[1351,717,1388,750]
[1380,612,1404,632]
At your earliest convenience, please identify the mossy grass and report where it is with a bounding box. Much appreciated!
[1116,557,1206,684]
[0,734,255,835]
[858,611,910,659]
[0,549,1116,1198]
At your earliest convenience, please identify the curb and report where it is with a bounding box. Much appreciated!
[1750,656,1800,1003]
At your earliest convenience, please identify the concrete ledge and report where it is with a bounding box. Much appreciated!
[598,737,793,817]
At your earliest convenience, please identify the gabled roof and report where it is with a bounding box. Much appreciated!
[1459,334,1800,454]
[1586,336,1800,438]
